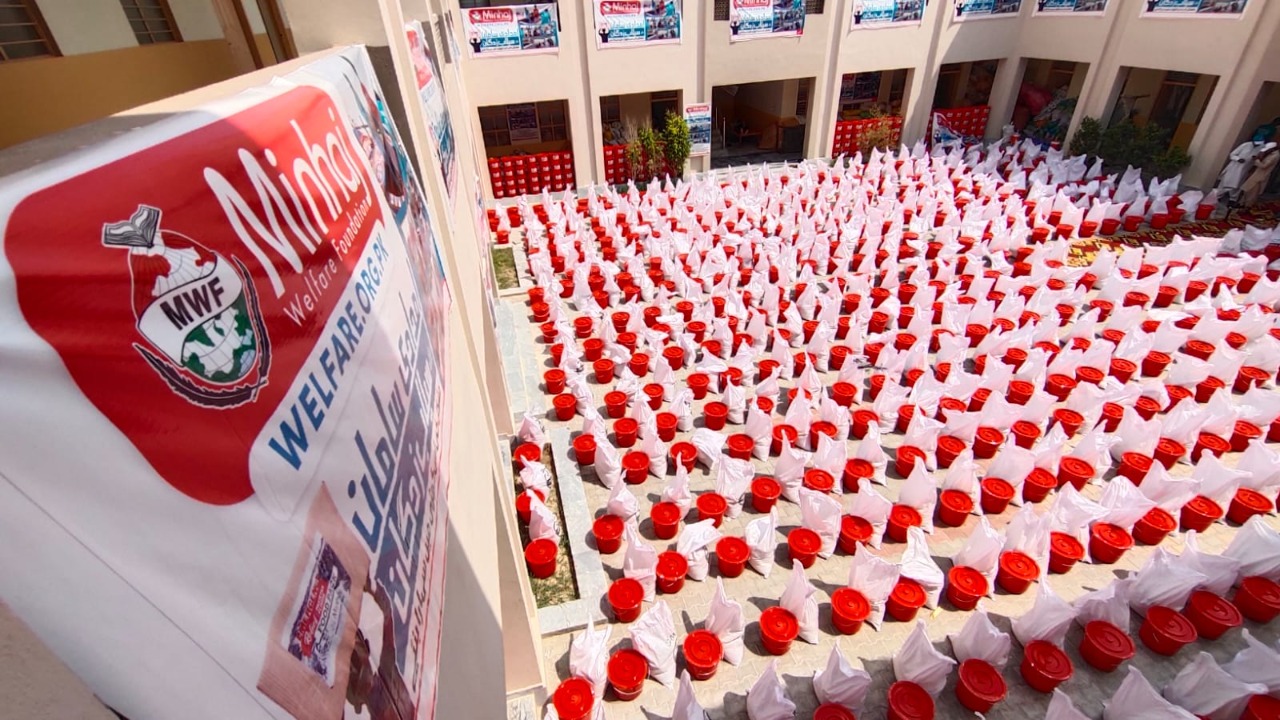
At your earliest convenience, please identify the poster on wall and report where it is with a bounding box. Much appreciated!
[592,0,681,47]
[849,0,927,29]
[953,0,1023,20]
[407,22,459,202]
[0,45,453,720]
[1034,0,1107,13]
[462,4,559,56]
[1141,0,1247,15]
[684,104,712,156]
[840,72,882,102]
[729,0,806,40]
[507,103,541,143]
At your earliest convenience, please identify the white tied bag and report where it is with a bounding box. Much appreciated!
[812,643,872,711]
[900,526,945,609]
[705,579,745,666]
[1163,652,1267,720]
[1104,667,1198,720]
[892,620,957,697]
[676,519,721,581]
[779,559,821,644]
[746,660,796,720]
[847,543,900,631]
[1012,581,1076,647]
[799,488,843,558]
[628,600,678,687]
[623,521,658,601]
[950,609,1012,668]
[745,509,778,578]
[568,614,611,700]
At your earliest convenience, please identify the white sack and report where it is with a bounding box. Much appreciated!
[1163,652,1267,720]
[892,620,957,697]
[779,559,821,644]
[847,543,901,631]
[1012,581,1076,647]
[900,526,945,609]
[950,609,1012,668]
[746,509,778,578]
[747,660,796,720]
[629,600,678,687]
[1103,667,1197,720]
[812,643,872,711]
[623,521,658,601]
[677,519,721,581]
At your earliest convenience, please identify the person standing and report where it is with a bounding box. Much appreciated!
[1242,143,1279,208]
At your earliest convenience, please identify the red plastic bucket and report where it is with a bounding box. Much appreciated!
[1023,468,1056,503]
[1232,420,1264,453]
[1184,590,1242,640]
[545,369,567,394]
[886,577,927,622]
[947,565,989,611]
[697,493,728,527]
[608,648,648,701]
[937,489,973,527]
[957,659,1007,713]
[771,424,800,456]
[887,681,934,720]
[594,514,624,554]
[843,459,874,492]
[716,536,749,578]
[997,551,1039,594]
[831,587,871,634]
[642,383,664,410]
[608,577,645,622]
[839,515,873,554]
[1143,351,1172,377]
[973,427,1004,459]
[1079,620,1134,673]
[553,393,577,421]
[1234,576,1280,623]
[682,630,722,681]
[651,501,682,540]
[804,469,835,495]
[1008,422,1041,453]
[525,538,558,578]
[727,433,754,461]
[1048,532,1084,574]
[670,442,696,472]
[604,390,628,418]
[759,606,799,655]
[936,436,966,470]
[1021,640,1073,693]
[1244,695,1280,720]
[751,477,781,513]
[1139,605,1198,656]
[1008,379,1033,404]
[1154,438,1186,469]
[1100,402,1124,432]
[656,412,678,442]
[1180,495,1223,532]
[1118,452,1153,485]
[887,505,922,543]
[704,402,728,431]
[615,417,639,448]
[553,677,594,720]
[1133,507,1176,545]
[516,489,547,525]
[788,528,822,568]
[1089,523,1133,564]
[1045,373,1077,402]
[656,551,688,594]
[573,434,597,465]
[1228,488,1273,524]
[622,451,649,484]
[1191,432,1230,463]
[687,372,710,399]
[895,446,925,478]
[981,477,1016,515]
[1057,457,1094,491]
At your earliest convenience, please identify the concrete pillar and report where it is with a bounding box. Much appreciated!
[986,56,1024,139]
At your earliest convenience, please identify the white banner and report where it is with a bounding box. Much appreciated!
[0,46,452,720]
[850,0,928,28]
[592,0,682,47]
[685,103,712,157]
[1033,0,1108,13]
[1142,0,1247,14]
[462,4,560,56]
[407,21,459,201]
[953,0,1024,20]
[730,0,806,40]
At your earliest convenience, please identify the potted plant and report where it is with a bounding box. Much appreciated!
[660,110,691,181]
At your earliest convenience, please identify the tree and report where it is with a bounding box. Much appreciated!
[660,110,691,180]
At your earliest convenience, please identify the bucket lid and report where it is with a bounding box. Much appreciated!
[842,514,873,542]
[623,451,650,470]
[805,469,835,491]
[891,504,923,527]
[1241,576,1280,606]
[887,681,934,720]
[705,401,728,415]
[813,704,857,720]
[595,514,625,538]
[1026,468,1056,489]
[605,390,628,403]
[717,536,749,563]
[1084,621,1134,659]
[940,489,974,513]
[643,383,664,398]
[1093,523,1133,549]
[608,577,644,609]
[697,493,727,514]
[1049,532,1084,560]
[553,677,594,719]
[959,659,1007,702]
[854,409,879,424]
[607,648,649,687]
[892,578,926,608]
[789,527,821,553]
[1186,495,1223,519]
[1146,605,1197,644]
[1055,409,1084,425]
[832,587,871,619]
[1235,488,1272,512]
[1247,695,1280,718]
[1188,590,1241,627]
[949,565,989,597]
[983,477,1016,498]
[1121,452,1153,469]
[671,441,696,459]
[1197,432,1230,452]
[753,476,781,496]
[682,630,723,667]
[1059,457,1094,478]
[526,538,557,563]
[976,426,1004,444]
[760,606,799,642]
[1142,507,1176,531]
[616,417,639,432]
[688,372,709,386]
[1157,437,1186,456]
[1000,551,1040,581]
[1234,420,1264,437]
[938,436,967,453]
[728,434,754,453]
[651,502,681,524]
[554,393,577,407]
[774,423,799,439]
[1024,640,1073,681]
[657,550,688,578]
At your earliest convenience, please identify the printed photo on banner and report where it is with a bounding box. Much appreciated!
[730,0,805,40]
[953,0,1023,19]
[507,103,541,143]
[1142,0,1246,14]
[0,46,452,720]
[463,4,559,56]
[406,22,459,201]
[593,0,681,48]
[1034,0,1107,13]
[684,104,712,157]
[850,0,927,29]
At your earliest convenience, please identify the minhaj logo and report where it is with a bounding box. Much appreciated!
[103,204,272,408]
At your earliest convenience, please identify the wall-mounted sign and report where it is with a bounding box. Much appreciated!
[0,46,453,720]
[730,0,806,41]
[462,4,559,56]
[1142,0,1247,15]
[684,104,712,156]
[507,103,541,143]
[407,22,459,201]
[850,0,927,29]
[593,0,681,47]
[953,0,1023,20]
[1034,0,1108,13]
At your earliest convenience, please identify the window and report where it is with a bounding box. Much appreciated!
[600,96,621,126]
[479,106,511,148]
[537,101,567,142]
[119,0,181,44]
[796,78,811,117]
[1047,61,1077,92]
[714,0,729,21]
[805,0,824,13]
[0,0,59,61]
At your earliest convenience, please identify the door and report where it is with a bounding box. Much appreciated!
[1150,72,1198,139]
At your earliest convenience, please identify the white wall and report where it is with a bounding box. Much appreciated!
[36,0,136,55]
[167,0,226,41]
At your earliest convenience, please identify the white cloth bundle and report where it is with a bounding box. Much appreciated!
[569,614,611,700]
[1179,531,1241,596]
[780,559,821,644]
[1099,477,1157,532]
[676,519,720,581]
[704,578,745,666]
[747,660,796,720]
[623,521,658,600]
[892,620,957,697]
[714,455,755,519]
[662,464,693,511]
[670,670,707,720]
[1223,515,1280,582]
[900,526,945,609]
[1103,667,1197,720]
[518,412,548,446]
[898,464,938,533]
[1047,689,1091,720]
[847,542,900,631]
[950,609,1012,668]
[691,428,727,469]
[1073,580,1130,632]
[854,423,890,480]
[746,509,778,578]
[954,517,1004,593]
[528,495,561,544]
[799,488,843,558]
[606,482,639,520]
[1124,548,1206,614]
[629,600,678,687]
[1222,629,1280,695]
[593,438,623,489]
[519,459,552,494]
[812,643,872,711]
[1012,581,1076,647]
[1164,652,1267,720]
